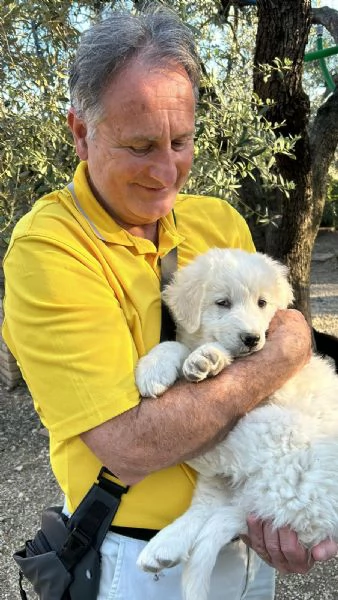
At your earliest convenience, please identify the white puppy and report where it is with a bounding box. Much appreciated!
[136,248,338,600]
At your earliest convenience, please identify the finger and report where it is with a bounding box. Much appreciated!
[312,540,338,562]
[277,527,313,574]
[261,521,289,572]
[246,515,266,552]
[246,516,272,564]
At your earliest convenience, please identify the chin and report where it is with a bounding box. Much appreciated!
[139,197,177,221]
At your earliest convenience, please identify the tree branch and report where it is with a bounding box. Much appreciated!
[31,20,43,59]
[309,86,338,225]
[311,7,338,44]
[232,1,338,43]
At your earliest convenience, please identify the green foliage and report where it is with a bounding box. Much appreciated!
[258,57,293,83]
[0,0,334,252]
[0,0,84,239]
[184,72,298,222]
[0,97,76,235]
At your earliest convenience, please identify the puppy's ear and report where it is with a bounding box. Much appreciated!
[260,253,294,309]
[162,259,207,334]
[274,263,294,309]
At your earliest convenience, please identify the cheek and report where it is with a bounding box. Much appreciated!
[202,308,231,329]
[102,156,139,185]
[256,307,275,332]
[265,307,277,327]
[87,142,110,176]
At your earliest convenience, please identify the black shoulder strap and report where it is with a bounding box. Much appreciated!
[159,244,177,342]
[60,468,128,571]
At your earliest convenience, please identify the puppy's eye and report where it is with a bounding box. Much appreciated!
[258,298,267,308]
[215,299,232,309]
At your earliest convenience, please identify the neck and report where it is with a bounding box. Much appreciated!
[125,222,159,243]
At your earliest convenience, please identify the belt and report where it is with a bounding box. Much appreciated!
[109,525,240,544]
[109,525,159,541]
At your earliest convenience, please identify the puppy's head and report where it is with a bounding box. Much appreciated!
[163,248,294,355]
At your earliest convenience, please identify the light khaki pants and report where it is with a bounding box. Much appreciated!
[97,532,275,600]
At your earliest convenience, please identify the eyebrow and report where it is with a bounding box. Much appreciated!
[123,131,195,144]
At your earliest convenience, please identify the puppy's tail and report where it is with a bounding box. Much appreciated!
[182,506,246,600]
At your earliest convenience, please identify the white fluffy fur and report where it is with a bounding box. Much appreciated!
[136,248,338,600]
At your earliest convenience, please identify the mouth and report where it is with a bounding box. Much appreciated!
[235,345,263,358]
[144,186,168,191]
[135,183,170,193]
[236,349,253,357]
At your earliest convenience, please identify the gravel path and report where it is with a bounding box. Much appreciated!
[310,230,338,338]
[0,230,337,600]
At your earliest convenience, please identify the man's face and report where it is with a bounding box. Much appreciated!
[68,60,196,234]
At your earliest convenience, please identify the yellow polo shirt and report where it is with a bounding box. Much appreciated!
[2,161,254,529]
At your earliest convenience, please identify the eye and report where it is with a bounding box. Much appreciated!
[172,140,186,150]
[258,298,267,308]
[129,145,152,156]
[215,299,232,309]
[171,138,192,151]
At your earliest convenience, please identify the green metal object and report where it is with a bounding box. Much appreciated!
[304,35,337,92]
[316,36,336,91]
[304,45,338,63]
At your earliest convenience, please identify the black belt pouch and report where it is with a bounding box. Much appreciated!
[13,472,128,600]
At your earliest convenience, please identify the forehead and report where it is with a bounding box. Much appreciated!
[209,262,276,302]
[100,60,196,135]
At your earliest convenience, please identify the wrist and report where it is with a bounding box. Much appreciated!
[222,348,288,416]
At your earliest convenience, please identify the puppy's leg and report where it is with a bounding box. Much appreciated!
[137,475,224,573]
[137,502,212,573]
[183,342,233,382]
[182,505,246,600]
[135,341,190,397]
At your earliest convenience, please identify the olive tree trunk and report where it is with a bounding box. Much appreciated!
[254,0,338,322]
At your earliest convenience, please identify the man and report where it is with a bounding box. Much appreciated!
[3,6,336,600]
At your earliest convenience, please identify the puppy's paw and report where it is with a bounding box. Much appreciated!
[136,358,179,398]
[183,343,232,382]
[137,531,188,573]
[135,342,190,398]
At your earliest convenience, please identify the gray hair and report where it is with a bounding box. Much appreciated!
[69,4,200,129]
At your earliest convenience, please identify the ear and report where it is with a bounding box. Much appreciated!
[162,259,207,334]
[67,107,89,160]
[274,262,294,309]
[260,253,294,309]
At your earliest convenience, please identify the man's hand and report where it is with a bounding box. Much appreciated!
[242,516,338,574]
[265,309,312,373]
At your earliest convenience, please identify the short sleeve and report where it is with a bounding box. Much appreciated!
[3,234,140,441]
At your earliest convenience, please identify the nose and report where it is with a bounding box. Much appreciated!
[240,333,261,349]
[148,149,178,188]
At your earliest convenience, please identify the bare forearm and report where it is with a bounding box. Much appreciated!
[83,373,238,484]
[81,312,310,484]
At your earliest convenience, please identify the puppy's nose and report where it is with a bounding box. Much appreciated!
[241,333,261,349]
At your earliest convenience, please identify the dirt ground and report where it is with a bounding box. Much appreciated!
[0,230,337,600]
